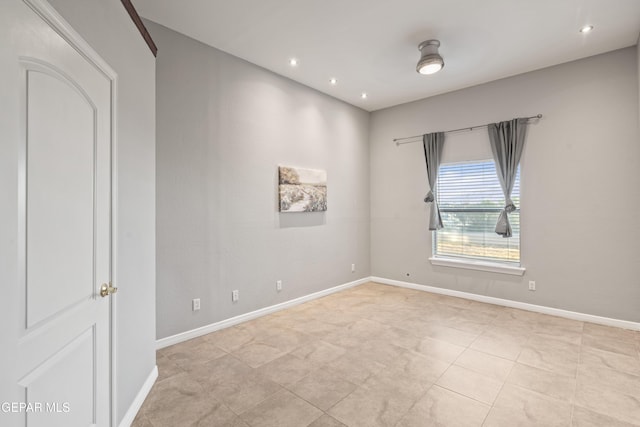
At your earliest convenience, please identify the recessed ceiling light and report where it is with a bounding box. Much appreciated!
[289,58,298,66]
[580,25,594,33]
[329,78,338,85]
[361,92,368,99]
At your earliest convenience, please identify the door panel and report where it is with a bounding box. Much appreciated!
[20,328,94,427]
[0,1,115,426]
[26,64,96,328]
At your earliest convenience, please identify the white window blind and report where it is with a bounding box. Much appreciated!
[434,160,520,264]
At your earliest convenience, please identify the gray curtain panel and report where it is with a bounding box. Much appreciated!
[487,118,528,238]
[422,132,445,230]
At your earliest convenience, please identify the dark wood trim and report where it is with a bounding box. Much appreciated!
[120,0,157,57]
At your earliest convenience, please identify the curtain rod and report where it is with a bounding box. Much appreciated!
[394,114,542,146]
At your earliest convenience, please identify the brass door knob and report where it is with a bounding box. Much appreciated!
[100,283,118,298]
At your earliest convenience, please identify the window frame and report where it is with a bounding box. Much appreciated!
[430,159,525,276]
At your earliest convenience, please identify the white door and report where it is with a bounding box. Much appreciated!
[0,1,115,426]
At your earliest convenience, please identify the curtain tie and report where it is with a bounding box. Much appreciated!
[504,197,516,213]
[424,191,434,203]
[496,197,515,238]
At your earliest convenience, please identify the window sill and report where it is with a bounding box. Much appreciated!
[429,257,525,276]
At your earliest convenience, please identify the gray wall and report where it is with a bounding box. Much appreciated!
[371,47,640,322]
[146,22,371,340]
[48,0,156,424]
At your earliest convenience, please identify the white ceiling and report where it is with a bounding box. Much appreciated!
[134,0,640,112]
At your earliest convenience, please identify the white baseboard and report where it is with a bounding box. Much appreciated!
[118,365,158,427]
[371,276,640,331]
[156,277,371,349]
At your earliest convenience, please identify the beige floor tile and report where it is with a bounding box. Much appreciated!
[328,370,427,427]
[209,418,252,427]
[582,333,638,358]
[156,354,185,382]
[231,341,286,368]
[385,350,451,385]
[321,329,371,350]
[414,323,480,347]
[469,331,526,360]
[208,374,282,415]
[574,382,640,425]
[142,372,203,412]
[375,325,423,351]
[258,327,314,353]
[583,323,638,342]
[534,321,583,346]
[467,300,506,315]
[291,340,347,365]
[162,338,227,370]
[507,362,576,402]
[138,284,640,426]
[413,337,465,363]
[190,354,253,391]
[455,348,514,381]
[142,373,220,427]
[193,401,250,427]
[536,314,584,330]
[571,405,640,427]
[307,414,347,427]
[446,308,497,334]
[580,346,640,376]
[489,316,536,334]
[577,364,640,399]
[340,318,389,338]
[493,308,544,327]
[287,318,342,339]
[389,314,436,333]
[517,336,580,376]
[436,365,503,405]
[323,351,387,385]
[239,389,322,427]
[420,305,461,325]
[131,413,153,427]
[437,295,475,310]
[311,310,360,327]
[353,339,408,366]
[396,385,490,427]
[256,353,318,387]
[484,383,572,427]
[187,355,282,415]
[289,367,357,410]
[206,326,256,352]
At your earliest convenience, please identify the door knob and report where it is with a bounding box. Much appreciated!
[100,283,118,298]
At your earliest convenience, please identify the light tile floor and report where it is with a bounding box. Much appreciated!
[133,282,640,427]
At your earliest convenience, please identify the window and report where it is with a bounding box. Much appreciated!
[434,160,520,265]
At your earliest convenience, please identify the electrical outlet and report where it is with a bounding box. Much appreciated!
[192,298,200,311]
[232,290,239,302]
[528,281,536,291]
[276,280,282,292]
[351,263,356,273]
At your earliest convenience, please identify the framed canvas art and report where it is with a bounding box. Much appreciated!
[278,166,327,212]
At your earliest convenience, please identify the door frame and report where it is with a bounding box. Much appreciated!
[21,1,119,425]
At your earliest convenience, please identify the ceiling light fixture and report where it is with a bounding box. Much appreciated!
[289,58,298,66]
[416,39,444,75]
[330,78,338,85]
[580,25,594,33]
[361,92,368,99]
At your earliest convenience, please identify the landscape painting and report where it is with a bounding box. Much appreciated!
[279,166,327,212]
